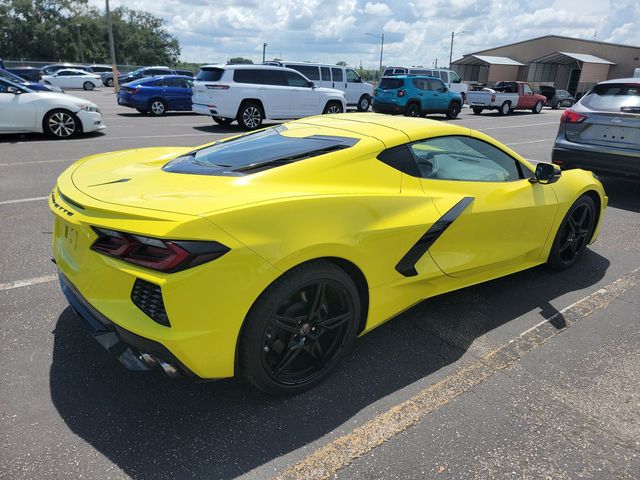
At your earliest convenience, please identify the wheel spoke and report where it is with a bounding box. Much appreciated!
[578,206,588,225]
[559,240,572,253]
[306,341,325,369]
[567,217,578,233]
[316,312,351,331]
[272,343,304,377]
[272,314,302,333]
[310,281,326,316]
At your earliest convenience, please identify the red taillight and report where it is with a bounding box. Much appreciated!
[560,110,588,123]
[397,89,406,97]
[205,84,230,90]
[91,228,230,273]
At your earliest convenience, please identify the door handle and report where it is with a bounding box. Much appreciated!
[418,93,423,96]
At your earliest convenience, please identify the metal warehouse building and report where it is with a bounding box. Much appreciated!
[452,35,640,97]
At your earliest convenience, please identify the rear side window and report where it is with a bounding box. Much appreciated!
[287,64,320,81]
[262,70,287,86]
[196,68,224,82]
[332,68,343,82]
[163,126,359,176]
[412,79,429,91]
[321,67,331,81]
[379,78,404,89]
[581,83,640,113]
[233,69,264,84]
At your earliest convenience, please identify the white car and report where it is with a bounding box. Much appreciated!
[266,61,374,111]
[0,79,105,138]
[41,68,102,91]
[192,64,346,129]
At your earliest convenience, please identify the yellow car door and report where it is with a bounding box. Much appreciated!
[409,135,558,278]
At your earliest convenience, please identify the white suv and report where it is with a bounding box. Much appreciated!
[192,65,346,129]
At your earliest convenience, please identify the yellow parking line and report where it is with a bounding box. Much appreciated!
[274,267,640,480]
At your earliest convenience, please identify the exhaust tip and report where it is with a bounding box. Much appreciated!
[158,359,179,378]
[139,352,159,368]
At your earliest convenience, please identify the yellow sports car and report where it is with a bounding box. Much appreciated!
[50,113,607,394]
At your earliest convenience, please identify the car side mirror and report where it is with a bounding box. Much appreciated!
[531,162,561,184]
[308,81,316,89]
[6,86,20,94]
[441,86,448,92]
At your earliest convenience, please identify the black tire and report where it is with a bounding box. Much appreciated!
[551,101,560,110]
[106,78,114,87]
[499,101,511,116]
[356,95,371,112]
[446,101,461,119]
[83,81,95,91]
[323,101,344,114]
[43,109,80,139]
[472,107,483,115]
[404,103,421,117]
[547,195,597,271]
[532,100,543,113]
[237,102,263,129]
[212,116,233,126]
[239,261,360,395]
[148,99,167,116]
[461,92,466,104]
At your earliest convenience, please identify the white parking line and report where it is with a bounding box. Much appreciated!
[0,196,48,205]
[0,159,72,167]
[479,122,558,131]
[505,139,553,146]
[0,274,57,292]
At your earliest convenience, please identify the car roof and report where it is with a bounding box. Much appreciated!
[51,68,92,74]
[199,64,298,71]
[287,112,471,145]
[381,75,439,80]
[596,77,640,84]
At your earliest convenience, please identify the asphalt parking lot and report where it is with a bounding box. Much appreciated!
[1,89,639,479]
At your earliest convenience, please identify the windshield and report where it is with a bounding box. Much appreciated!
[163,126,358,176]
[581,83,640,113]
[0,69,26,84]
[0,78,33,93]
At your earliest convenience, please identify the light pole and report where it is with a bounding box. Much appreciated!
[262,43,268,63]
[75,24,85,64]
[365,32,384,78]
[449,31,466,68]
[106,0,118,92]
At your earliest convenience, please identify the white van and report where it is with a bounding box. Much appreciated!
[192,64,346,130]
[266,62,374,111]
[382,67,469,102]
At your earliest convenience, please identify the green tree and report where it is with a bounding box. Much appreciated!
[0,0,180,65]
[227,57,253,65]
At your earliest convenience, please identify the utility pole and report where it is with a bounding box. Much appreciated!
[262,43,268,63]
[449,30,466,68]
[365,33,384,78]
[106,0,119,92]
[75,24,85,64]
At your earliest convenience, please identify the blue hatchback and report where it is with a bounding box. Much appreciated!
[117,75,193,115]
[373,75,463,119]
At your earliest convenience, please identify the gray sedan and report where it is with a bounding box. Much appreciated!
[552,78,640,178]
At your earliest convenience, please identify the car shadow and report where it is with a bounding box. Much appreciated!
[598,175,640,213]
[49,250,609,479]
[0,131,106,143]
[116,111,202,118]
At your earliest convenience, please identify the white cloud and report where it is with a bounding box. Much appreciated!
[364,2,391,15]
[90,0,639,69]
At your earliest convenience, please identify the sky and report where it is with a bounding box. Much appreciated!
[96,0,640,68]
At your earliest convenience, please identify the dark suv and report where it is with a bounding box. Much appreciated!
[538,85,576,109]
[373,75,463,119]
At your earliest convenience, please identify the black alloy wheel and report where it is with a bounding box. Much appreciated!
[405,103,421,117]
[548,195,596,270]
[239,261,359,395]
[446,101,461,119]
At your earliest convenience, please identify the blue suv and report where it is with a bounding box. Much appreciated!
[373,75,463,119]
[117,75,193,115]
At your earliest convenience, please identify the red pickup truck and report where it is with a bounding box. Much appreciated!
[467,81,547,115]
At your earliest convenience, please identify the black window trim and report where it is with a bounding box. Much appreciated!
[377,134,534,182]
